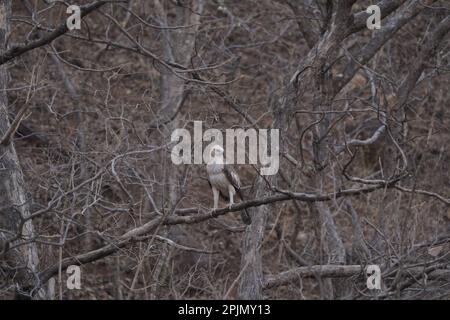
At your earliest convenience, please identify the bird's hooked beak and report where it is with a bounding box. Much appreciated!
[210,146,224,163]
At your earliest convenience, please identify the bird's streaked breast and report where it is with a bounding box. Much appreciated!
[207,163,233,194]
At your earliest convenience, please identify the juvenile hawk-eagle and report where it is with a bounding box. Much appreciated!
[206,145,251,225]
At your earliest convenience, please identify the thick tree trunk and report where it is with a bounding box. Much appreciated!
[237,0,356,299]
[237,176,269,299]
[0,0,41,299]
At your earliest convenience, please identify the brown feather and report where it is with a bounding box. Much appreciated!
[223,165,251,225]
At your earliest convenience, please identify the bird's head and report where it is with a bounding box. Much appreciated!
[209,144,224,163]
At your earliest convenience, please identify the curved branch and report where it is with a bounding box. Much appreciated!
[40,173,450,287]
[0,1,108,65]
[264,264,450,289]
[38,179,403,285]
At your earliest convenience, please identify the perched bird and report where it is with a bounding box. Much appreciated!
[206,145,251,225]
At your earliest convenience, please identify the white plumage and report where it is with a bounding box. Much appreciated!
[206,145,251,225]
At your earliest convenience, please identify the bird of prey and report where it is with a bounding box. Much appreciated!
[206,145,251,225]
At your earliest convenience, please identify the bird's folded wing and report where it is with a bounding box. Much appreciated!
[224,165,241,190]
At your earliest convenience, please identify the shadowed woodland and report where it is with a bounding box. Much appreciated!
[0,0,449,299]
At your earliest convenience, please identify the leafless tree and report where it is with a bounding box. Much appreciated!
[0,0,449,300]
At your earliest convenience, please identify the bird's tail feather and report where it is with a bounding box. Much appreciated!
[240,209,251,225]
[236,189,251,225]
